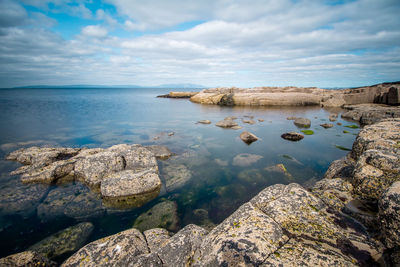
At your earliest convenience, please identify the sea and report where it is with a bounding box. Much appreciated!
[0,87,359,262]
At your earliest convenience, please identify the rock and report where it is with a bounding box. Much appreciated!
[101,170,161,209]
[143,228,170,253]
[0,251,56,267]
[323,156,355,180]
[232,153,263,167]
[378,181,400,249]
[192,209,216,231]
[264,164,293,180]
[258,119,264,122]
[157,91,198,98]
[144,145,172,159]
[167,132,174,136]
[387,86,400,105]
[133,224,208,267]
[192,183,381,266]
[133,200,179,232]
[215,118,239,128]
[337,122,342,125]
[294,117,311,128]
[231,126,242,130]
[341,104,400,125]
[241,119,256,124]
[329,114,338,121]
[7,144,161,209]
[61,228,148,267]
[281,132,304,141]
[312,178,354,211]
[37,183,105,222]
[286,116,297,120]
[320,123,334,128]
[239,131,259,144]
[162,164,192,192]
[197,120,211,124]
[29,222,94,260]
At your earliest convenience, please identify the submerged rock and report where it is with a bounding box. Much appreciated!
[29,222,94,260]
[239,131,258,144]
[144,145,172,160]
[162,164,192,192]
[232,153,263,167]
[197,120,211,124]
[281,132,304,141]
[61,228,148,267]
[133,200,179,232]
[241,119,256,124]
[192,209,216,231]
[294,117,311,128]
[214,158,228,167]
[0,251,56,267]
[264,164,293,180]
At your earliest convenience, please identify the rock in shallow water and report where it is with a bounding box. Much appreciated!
[0,251,56,267]
[132,200,179,232]
[239,131,258,144]
[294,117,311,128]
[215,118,238,128]
[320,123,334,128]
[29,222,94,260]
[281,132,304,141]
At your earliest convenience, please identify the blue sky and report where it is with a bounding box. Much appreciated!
[0,0,399,88]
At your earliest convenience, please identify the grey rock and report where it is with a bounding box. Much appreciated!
[239,131,258,144]
[286,116,297,120]
[133,200,179,232]
[232,153,263,167]
[215,118,239,128]
[143,228,170,253]
[341,104,400,125]
[379,181,400,249]
[162,164,192,192]
[329,114,338,121]
[281,132,304,141]
[323,156,355,180]
[101,170,161,209]
[61,228,148,267]
[320,123,334,128]
[312,178,354,211]
[241,119,256,124]
[294,117,311,128]
[0,251,56,267]
[30,222,94,260]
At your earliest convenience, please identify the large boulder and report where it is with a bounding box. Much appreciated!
[133,200,179,232]
[239,131,259,144]
[29,222,94,260]
[61,228,149,267]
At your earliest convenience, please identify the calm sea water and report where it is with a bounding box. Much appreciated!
[0,88,359,261]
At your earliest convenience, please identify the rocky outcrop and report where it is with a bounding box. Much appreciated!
[0,251,56,267]
[6,144,170,209]
[188,82,400,107]
[29,222,94,260]
[157,91,198,98]
[341,104,400,125]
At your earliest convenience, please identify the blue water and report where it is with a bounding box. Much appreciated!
[0,88,359,260]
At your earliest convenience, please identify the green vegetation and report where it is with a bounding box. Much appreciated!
[301,130,314,135]
[343,130,350,133]
[335,145,351,151]
[282,154,293,160]
[344,125,359,129]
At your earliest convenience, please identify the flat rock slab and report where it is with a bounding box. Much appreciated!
[239,131,259,144]
[294,117,311,128]
[281,132,304,141]
[320,123,334,128]
[215,119,239,128]
[30,222,94,260]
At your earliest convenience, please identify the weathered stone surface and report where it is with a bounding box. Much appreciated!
[323,156,355,180]
[157,91,198,98]
[215,118,239,128]
[143,228,170,253]
[61,228,148,267]
[197,120,211,124]
[37,183,104,222]
[144,145,172,160]
[192,183,380,266]
[133,200,179,232]
[192,209,216,231]
[378,181,400,249]
[29,222,94,260]
[281,132,304,141]
[239,131,258,144]
[320,123,334,128]
[0,251,56,267]
[342,104,400,125]
[387,86,400,105]
[7,144,162,209]
[294,117,311,128]
[312,178,354,211]
[162,164,192,192]
[232,153,263,167]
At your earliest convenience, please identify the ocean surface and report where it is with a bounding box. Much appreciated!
[0,88,360,261]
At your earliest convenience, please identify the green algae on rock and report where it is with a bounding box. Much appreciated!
[301,130,314,135]
[133,200,179,232]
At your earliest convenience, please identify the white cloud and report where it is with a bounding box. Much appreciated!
[81,25,108,38]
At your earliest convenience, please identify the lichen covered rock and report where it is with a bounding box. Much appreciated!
[0,251,56,267]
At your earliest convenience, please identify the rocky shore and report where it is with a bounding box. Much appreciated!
[188,82,400,107]
[2,116,398,266]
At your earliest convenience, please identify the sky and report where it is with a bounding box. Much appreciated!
[0,0,399,88]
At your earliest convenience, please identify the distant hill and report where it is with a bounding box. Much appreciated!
[14,83,207,89]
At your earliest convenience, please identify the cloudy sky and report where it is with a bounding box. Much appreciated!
[0,0,399,88]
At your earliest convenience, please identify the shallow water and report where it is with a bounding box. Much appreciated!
[0,88,359,261]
